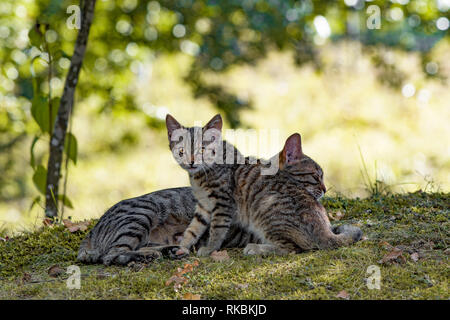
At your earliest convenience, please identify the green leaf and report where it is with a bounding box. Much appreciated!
[58,194,74,209]
[28,27,43,48]
[60,51,71,59]
[31,95,49,133]
[30,135,40,169]
[52,50,63,61]
[32,165,47,195]
[64,133,78,165]
[31,96,59,134]
[30,72,42,91]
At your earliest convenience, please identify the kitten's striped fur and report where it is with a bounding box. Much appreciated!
[166,114,362,257]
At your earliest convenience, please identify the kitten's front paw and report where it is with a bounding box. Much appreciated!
[197,246,214,257]
[172,246,190,258]
[159,245,190,259]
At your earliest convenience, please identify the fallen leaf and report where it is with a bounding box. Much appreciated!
[165,275,188,292]
[379,241,393,249]
[165,275,188,286]
[43,218,53,226]
[410,252,419,262]
[183,293,201,300]
[378,247,406,264]
[48,265,65,277]
[165,260,200,292]
[63,219,89,233]
[210,250,230,262]
[176,261,200,276]
[182,263,194,274]
[336,290,349,300]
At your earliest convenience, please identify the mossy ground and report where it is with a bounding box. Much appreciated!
[0,191,448,300]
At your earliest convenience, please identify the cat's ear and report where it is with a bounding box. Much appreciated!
[166,114,182,140]
[280,133,303,168]
[204,114,223,132]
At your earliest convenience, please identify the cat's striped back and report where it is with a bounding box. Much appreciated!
[77,187,258,265]
[77,187,195,265]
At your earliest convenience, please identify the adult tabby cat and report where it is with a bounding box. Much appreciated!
[166,114,362,257]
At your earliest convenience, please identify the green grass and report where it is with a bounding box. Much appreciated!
[0,191,448,300]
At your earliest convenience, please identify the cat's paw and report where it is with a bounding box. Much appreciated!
[137,247,163,260]
[243,243,260,255]
[197,246,215,257]
[159,245,190,259]
[174,246,190,258]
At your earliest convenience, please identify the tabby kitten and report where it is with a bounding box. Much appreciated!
[166,114,362,257]
[77,187,260,265]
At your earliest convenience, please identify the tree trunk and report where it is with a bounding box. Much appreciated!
[45,0,97,217]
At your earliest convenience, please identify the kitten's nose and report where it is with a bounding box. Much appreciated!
[188,155,197,168]
[320,182,327,193]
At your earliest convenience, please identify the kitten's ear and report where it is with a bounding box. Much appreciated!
[166,114,182,140]
[204,114,223,132]
[280,133,303,168]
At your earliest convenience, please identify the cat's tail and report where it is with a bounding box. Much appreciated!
[321,224,363,248]
[332,224,363,242]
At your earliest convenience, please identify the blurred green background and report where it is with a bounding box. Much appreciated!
[0,0,449,233]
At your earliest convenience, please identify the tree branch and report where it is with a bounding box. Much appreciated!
[45,0,96,217]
